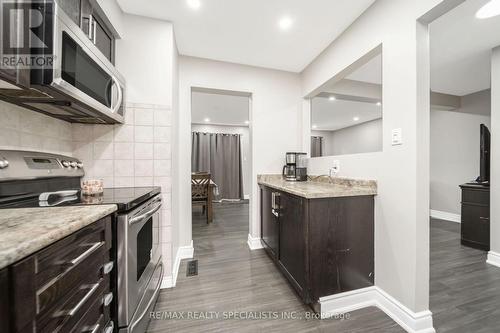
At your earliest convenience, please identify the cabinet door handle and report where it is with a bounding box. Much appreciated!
[103,261,114,275]
[480,217,489,221]
[272,208,279,217]
[104,321,114,333]
[103,292,113,306]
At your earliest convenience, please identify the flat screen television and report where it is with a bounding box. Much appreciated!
[478,124,490,184]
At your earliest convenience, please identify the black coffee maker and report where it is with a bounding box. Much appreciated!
[282,152,307,181]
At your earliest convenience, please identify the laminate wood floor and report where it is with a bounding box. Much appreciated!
[430,219,500,333]
[147,202,402,333]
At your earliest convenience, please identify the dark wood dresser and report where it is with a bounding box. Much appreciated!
[460,183,490,251]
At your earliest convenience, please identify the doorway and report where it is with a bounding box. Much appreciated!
[426,0,500,330]
[189,87,252,267]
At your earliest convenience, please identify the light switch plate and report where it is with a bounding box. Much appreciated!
[392,128,403,146]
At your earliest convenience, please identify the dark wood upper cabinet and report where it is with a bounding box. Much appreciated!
[260,184,375,310]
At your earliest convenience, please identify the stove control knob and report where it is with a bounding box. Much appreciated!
[76,162,83,169]
[69,161,77,168]
[62,160,70,168]
[0,158,9,169]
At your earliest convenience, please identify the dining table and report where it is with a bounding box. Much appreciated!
[191,176,218,223]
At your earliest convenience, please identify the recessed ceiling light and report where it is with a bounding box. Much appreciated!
[376,102,382,106]
[278,16,293,30]
[329,96,336,101]
[353,117,360,121]
[187,0,201,10]
[312,124,318,129]
[204,117,210,122]
[476,0,500,19]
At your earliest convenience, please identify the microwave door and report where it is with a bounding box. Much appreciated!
[49,12,124,122]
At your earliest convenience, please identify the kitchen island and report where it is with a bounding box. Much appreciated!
[258,174,377,313]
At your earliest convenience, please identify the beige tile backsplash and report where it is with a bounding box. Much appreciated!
[0,101,73,155]
[0,100,173,279]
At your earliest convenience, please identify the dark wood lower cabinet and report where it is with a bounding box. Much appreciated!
[1,215,114,333]
[260,185,374,310]
[460,184,490,251]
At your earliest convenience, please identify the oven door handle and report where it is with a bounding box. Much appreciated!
[129,201,162,226]
[129,261,163,331]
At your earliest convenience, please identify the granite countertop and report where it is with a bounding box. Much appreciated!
[0,205,117,270]
[257,174,377,199]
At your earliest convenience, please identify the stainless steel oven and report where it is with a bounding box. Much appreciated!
[117,194,163,333]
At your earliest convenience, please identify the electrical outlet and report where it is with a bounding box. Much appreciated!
[330,160,340,176]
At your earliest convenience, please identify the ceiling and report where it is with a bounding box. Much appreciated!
[117,0,376,72]
[311,97,382,131]
[191,91,249,126]
[430,0,500,96]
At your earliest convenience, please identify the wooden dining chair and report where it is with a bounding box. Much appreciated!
[191,173,212,224]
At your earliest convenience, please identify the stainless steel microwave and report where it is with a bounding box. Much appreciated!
[0,1,126,124]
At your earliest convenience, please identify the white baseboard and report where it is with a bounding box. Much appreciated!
[487,251,500,268]
[247,234,264,250]
[430,209,461,223]
[161,241,194,289]
[161,275,173,289]
[320,287,435,333]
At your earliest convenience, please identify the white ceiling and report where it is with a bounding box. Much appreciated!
[191,91,249,126]
[311,97,382,131]
[430,0,500,96]
[117,0,376,72]
[346,54,382,84]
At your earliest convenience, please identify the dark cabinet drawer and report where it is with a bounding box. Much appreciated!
[7,215,113,333]
[462,189,489,205]
[461,204,490,249]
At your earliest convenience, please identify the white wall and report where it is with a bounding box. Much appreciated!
[430,92,491,216]
[0,101,72,155]
[70,13,177,279]
[115,14,174,106]
[326,119,382,156]
[177,55,302,249]
[491,47,500,257]
[302,0,453,313]
[191,124,251,199]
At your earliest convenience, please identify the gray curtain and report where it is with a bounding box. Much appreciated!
[311,136,323,157]
[192,132,244,200]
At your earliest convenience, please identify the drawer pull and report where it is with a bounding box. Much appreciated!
[104,321,114,333]
[104,292,113,306]
[480,217,489,221]
[83,323,100,333]
[54,283,99,317]
[69,242,104,266]
[103,261,114,275]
